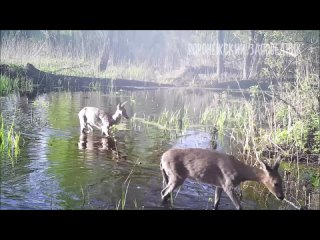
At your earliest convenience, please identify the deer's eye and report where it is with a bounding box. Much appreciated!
[274,183,279,187]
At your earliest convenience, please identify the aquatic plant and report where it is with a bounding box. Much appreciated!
[0,74,33,96]
[116,160,141,210]
[0,115,21,162]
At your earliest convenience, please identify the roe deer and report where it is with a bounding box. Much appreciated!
[78,102,129,137]
[160,148,284,210]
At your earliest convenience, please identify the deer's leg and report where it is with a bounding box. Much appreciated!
[101,125,110,136]
[90,121,101,131]
[224,187,242,210]
[161,167,169,189]
[213,187,223,210]
[79,114,88,134]
[87,124,93,133]
[80,124,86,134]
[83,124,92,134]
[102,130,109,137]
[161,177,183,203]
[162,176,167,190]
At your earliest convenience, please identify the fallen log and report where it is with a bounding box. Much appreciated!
[0,63,173,91]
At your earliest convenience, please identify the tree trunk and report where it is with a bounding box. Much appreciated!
[80,31,89,60]
[71,31,75,58]
[243,30,255,79]
[250,32,264,79]
[99,31,114,72]
[56,30,61,48]
[48,31,56,50]
[216,30,225,79]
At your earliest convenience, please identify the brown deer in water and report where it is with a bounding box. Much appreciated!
[160,148,284,210]
[78,102,129,137]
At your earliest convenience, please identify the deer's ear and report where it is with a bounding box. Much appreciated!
[261,161,273,172]
[273,156,281,170]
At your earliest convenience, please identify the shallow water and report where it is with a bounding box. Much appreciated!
[0,88,318,210]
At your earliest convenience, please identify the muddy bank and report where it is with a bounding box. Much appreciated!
[0,63,174,91]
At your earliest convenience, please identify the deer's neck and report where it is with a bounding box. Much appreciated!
[111,110,122,125]
[238,163,265,183]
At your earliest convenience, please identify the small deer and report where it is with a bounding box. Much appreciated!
[160,148,284,210]
[78,102,129,137]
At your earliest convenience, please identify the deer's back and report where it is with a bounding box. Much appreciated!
[80,107,100,115]
[79,107,105,123]
[161,148,240,185]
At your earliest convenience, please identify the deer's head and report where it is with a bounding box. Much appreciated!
[117,101,129,119]
[260,156,284,201]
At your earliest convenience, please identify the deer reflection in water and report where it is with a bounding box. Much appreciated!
[78,133,122,159]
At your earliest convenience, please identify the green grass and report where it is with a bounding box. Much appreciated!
[311,173,320,187]
[132,107,191,136]
[153,108,190,131]
[0,115,21,163]
[0,74,33,96]
[1,36,159,83]
[3,56,158,83]
[116,179,131,210]
[116,160,141,210]
[88,81,102,91]
[198,79,320,162]
[0,115,4,150]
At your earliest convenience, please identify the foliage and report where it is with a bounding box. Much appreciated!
[0,74,33,96]
[0,115,21,162]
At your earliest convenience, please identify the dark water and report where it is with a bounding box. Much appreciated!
[0,88,318,210]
